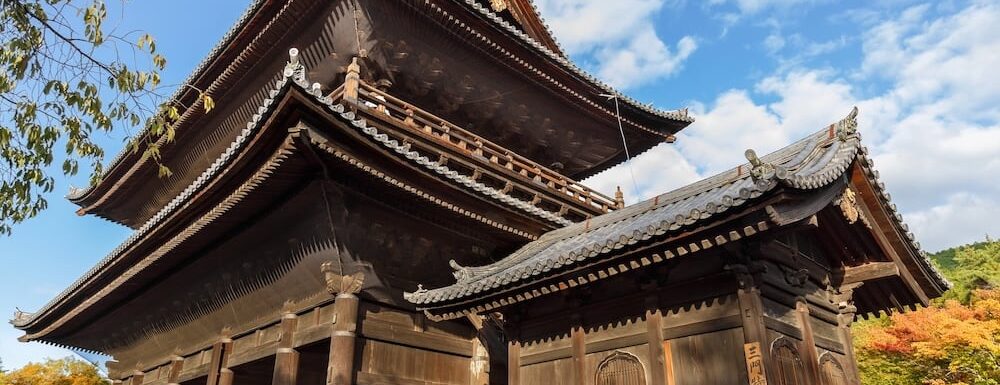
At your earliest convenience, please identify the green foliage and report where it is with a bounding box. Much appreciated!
[936,238,1000,304]
[855,238,1000,385]
[0,0,214,235]
[0,357,105,385]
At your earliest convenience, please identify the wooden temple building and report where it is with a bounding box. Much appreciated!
[13,0,948,384]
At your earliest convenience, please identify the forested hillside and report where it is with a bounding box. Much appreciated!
[854,239,1000,385]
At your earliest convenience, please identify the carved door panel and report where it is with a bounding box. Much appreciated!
[596,352,646,385]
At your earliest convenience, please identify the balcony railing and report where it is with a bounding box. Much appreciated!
[332,77,619,217]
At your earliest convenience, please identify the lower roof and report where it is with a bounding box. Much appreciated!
[405,108,950,317]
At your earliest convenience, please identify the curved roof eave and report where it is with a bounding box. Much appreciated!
[405,107,950,317]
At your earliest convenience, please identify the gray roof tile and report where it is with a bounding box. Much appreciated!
[405,108,950,308]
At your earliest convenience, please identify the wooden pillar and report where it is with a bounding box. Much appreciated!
[273,312,300,385]
[130,370,144,385]
[645,296,667,385]
[571,318,587,385]
[206,336,233,385]
[466,314,490,385]
[166,356,184,385]
[730,262,773,385]
[796,301,823,385]
[219,338,234,385]
[837,300,862,385]
[322,265,364,385]
[507,340,521,385]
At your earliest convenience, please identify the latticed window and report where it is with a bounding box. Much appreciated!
[596,352,646,385]
[820,354,849,385]
[772,338,806,385]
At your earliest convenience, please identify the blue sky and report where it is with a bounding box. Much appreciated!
[1,0,998,369]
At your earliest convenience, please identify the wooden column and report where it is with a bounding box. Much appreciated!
[322,264,364,385]
[730,262,773,385]
[508,340,521,385]
[166,356,184,385]
[130,370,144,385]
[205,342,224,385]
[796,301,823,385]
[219,338,234,385]
[836,294,862,385]
[645,296,667,385]
[206,336,233,385]
[571,318,587,385]
[273,312,300,385]
[466,314,490,385]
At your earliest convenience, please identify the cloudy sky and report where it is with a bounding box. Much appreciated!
[0,0,997,370]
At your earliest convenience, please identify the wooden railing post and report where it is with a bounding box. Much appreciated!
[344,57,361,107]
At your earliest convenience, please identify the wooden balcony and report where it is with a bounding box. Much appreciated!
[328,77,619,222]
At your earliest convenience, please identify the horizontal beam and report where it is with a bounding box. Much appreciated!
[839,262,899,285]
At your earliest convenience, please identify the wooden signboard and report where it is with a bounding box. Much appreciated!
[744,342,768,385]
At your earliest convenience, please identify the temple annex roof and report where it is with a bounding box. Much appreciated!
[405,108,951,318]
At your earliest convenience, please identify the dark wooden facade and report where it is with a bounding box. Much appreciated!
[13,1,945,385]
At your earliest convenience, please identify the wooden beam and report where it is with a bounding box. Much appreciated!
[272,313,299,385]
[839,262,899,285]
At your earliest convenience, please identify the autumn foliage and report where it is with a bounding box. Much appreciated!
[0,357,105,385]
[855,240,1000,385]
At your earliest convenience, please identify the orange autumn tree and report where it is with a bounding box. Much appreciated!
[0,357,105,385]
[855,240,1000,385]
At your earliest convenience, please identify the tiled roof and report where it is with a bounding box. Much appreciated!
[13,49,582,331]
[67,0,691,203]
[405,109,950,308]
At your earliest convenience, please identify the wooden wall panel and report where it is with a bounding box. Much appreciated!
[519,357,576,385]
[668,328,748,385]
[810,317,841,352]
[762,298,800,328]
[358,338,471,385]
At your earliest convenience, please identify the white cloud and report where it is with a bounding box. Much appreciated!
[584,143,701,205]
[905,193,1000,251]
[535,0,697,88]
[763,32,786,53]
[596,31,697,89]
[588,1,1000,251]
[730,0,820,14]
